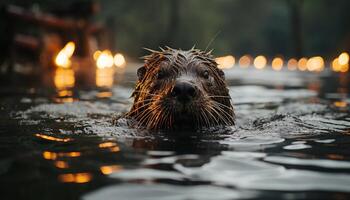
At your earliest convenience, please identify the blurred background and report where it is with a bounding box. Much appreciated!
[0,0,349,88]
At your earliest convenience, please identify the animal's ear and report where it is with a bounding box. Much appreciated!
[137,66,146,80]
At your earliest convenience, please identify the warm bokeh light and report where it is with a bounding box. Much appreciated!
[254,55,267,69]
[43,151,57,160]
[114,53,126,68]
[93,50,101,60]
[35,133,72,142]
[338,52,349,65]
[215,55,235,69]
[340,64,349,73]
[287,58,298,71]
[61,152,81,157]
[332,58,341,72]
[96,91,113,98]
[96,68,114,88]
[55,41,75,68]
[96,50,114,69]
[238,55,251,68]
[42,151,81,160]
[271,57,283,71]
[298,57,308,71]
[54,68,75,89]
[334,101,347,108]
[58,173,92,183]
[100,165,122,175]
[306,56,324,72]
[332,58,349,73]
[54,161,69,169]
[99,142,117,148]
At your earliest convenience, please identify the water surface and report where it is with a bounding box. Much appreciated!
[0,67,349,200]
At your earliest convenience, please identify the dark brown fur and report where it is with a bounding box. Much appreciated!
[127,47,235,131]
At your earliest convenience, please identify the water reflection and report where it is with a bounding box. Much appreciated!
[96,68,115,88]
[54,68,75,102]
[100,165,123,175]
[54,68,75,89]
[42,151,81,160]
[98,141,120,152]
[58,173,92,183]
[35,133,72,142]
[54,161,69,169]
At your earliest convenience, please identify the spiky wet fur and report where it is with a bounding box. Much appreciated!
[127,47,235,131]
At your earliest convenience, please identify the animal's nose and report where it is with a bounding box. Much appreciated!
[171,81,196,102]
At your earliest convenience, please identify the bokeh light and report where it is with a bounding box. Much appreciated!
[298,57,308,71]
[216,55,235,69]
[254,55,267,69]
[271,57,283,71]
[287,58,298,71]
[238,55,251,68]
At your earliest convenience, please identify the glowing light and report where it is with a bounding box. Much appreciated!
[238,55,251,68]
[338,52,349,65]
[43,151,57,160]
[42,151,81,160]
[93,50,101,60]
[98,142,120,152]
[55,42,75,68]
[96,68,115,88]
[287,58,298,71]
[96,50,114,69]
[58,173,92,183]
[58,90,73,97]
[298,57,308,71]
[55,161,69,169]
[114,53,126,68]
[340,64,349,73]
[254,55,267,69]
[61,152,81,157]
[96,91,113,98]
[306,56,324,72]
[334,101,347,108]
[332,58,349,73]
[100,165,122,175]
[215,55,235,69]
[332,58,341,72]
[271,57,283,71]
[54,68,75,89]
[99,142,117,148]
[35,133,72,142]
[110,146,120,152]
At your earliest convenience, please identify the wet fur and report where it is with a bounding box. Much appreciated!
[127,47,235,131]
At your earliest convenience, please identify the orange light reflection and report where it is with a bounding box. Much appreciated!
[35,133,72,142]
[55,161,69,169]
[100,165,123,175]
[96,68,115,88]
[58,173,92,183]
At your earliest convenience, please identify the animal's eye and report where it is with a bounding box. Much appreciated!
[157,70,165,79]
[202,70,209,79]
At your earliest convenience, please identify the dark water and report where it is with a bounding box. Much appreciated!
[0,67,350,200]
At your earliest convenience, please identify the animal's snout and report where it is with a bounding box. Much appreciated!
[171,81,196,102]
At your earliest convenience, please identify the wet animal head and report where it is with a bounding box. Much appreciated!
[127,47,235,131]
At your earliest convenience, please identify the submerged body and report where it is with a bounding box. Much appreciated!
[127,47,235,131]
